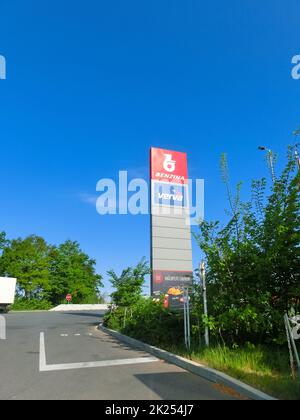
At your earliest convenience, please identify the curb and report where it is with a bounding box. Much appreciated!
[50,304,109,312]
[10,310,50,313]
[99,324,276,401]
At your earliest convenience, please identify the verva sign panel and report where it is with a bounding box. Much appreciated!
[152,182,188,208]
[150,148,188,185]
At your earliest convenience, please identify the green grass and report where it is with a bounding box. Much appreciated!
[167,344,300,400]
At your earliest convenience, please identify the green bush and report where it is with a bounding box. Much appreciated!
[104,298,186,348]
[11,298,53,311]
[104,307,128,331]
[194,150,300,345]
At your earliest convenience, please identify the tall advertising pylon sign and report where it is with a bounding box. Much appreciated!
[150,147,193,308]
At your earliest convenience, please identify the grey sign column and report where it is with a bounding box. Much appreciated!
[150,147,193,307]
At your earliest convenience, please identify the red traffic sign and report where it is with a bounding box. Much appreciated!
[66,294,72,302]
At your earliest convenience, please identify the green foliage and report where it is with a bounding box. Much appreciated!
[124,299,184,347]
[0,235,51,300]
[104,258,152,333]
[47,240,103,304]
[0,235,103,307]
[188,345,300,400]
[104,307,126,331]
[104,297,185,348]
[11,298,53,311]
[194,148,300,345]
[0,231,8,274]
[0,231,8,251]
[107,258,150,307]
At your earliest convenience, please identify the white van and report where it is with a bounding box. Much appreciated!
[0,277,17,313]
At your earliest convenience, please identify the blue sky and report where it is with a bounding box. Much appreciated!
[0,0,299,295]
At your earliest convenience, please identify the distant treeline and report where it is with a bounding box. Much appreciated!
[0,233,103,307]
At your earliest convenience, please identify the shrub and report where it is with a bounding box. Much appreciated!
[11,298,53,311]
[104,298,186,348]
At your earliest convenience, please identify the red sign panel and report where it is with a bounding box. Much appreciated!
[150,147,188,185]
[152,270,193,295]
[66,294,72,302]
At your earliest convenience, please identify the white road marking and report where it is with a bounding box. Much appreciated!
[39,332,158,372]
[39,332,47,371]
[60,334,68,337]
[74,334,81,336]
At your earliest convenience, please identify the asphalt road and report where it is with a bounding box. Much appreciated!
[0,311,240,400]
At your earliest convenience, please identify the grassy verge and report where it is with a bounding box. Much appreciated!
[104,307,300,400]
[162,344,300,400]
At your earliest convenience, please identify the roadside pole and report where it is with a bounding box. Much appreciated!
[186,288,191,351]
[284,314,296,379]
[183,291,187,349]
[284,313,300,378]
[183,288,191,351]
[200,261,209,347]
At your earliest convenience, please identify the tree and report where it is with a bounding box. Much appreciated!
[47,240,103,304]
[194,148,300,345]
[0,231,8,276]
[259,149,300,315]
[0,234,103,306]
[107,258,150,307]
[0,235,51,299]
[0,231,8,252]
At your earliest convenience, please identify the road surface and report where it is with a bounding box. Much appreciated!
[0,311,241,400]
